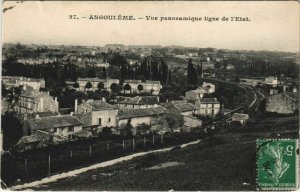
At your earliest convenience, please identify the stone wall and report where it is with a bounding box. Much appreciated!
[266,93,298,114]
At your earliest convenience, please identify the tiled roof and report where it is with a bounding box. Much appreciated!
[145,80,161,85]
[20,91,52,100]
[86,100,116,110]
[232,113,249,120]
[29,111,57,119]
[27,115,82,130]
[164,100,196,112]
[77,78,106,82]
[118,106,165,119]
[119,96,159,105]
[200,98,220,104]
[16,135,43,144]
[124,79,141,84]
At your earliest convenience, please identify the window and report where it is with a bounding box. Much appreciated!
[54,128,57,133]
[68,127,74,132]
[108,118,111,123]
[98,118,102,126]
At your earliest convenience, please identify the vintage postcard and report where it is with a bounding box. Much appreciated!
[1,1,299,191]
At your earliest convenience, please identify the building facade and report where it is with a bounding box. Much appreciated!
[195,98,220,116]
[123,80,162,95]
[15,91,59,114]
[24,115,83,138]
[117,106,166,128]
[75,78,119,92]
[118,96,160,109]
[76,99,118,128]
[2,76,45,90]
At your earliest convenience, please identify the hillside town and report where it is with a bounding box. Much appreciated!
[1,43,299,188]
[2,43,299,151]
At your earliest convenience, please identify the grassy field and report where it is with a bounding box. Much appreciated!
[33,116,298,191]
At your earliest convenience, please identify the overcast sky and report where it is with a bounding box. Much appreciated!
[2,1,299,52]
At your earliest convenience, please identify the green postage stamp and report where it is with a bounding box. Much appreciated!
[256,139,298,190]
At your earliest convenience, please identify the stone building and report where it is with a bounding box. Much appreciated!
[163,100,197,116]
[195,97,220,116]
[266,92,299,114]
[23,115,82,138]
[2,76,45,90]
[15,91,59,114]
[71,78,119,92]
[117,106,166,128]
[118,96,160,109]
[123,80,162,95]
[76,99,118,128]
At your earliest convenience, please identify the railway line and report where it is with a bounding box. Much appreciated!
[201,80,265,128]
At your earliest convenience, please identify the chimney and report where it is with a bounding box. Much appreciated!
[102,97,106,102]
[54,97,57,102]
[293,87,297,93]
[40,98,44,112]
[166,99,169,103]
[283,86,287,93]
[157,96,160,102]
[24,114,28,121]
[74,98,78,114]
[70,112,74,116]
[35,114,40,119]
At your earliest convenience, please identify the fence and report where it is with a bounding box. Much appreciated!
[1,132,207,187]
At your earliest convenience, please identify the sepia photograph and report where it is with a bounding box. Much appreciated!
[1,1,299,191]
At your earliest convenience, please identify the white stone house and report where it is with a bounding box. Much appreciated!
[76,99,118,128]
[195,97,220,116]
[231,113,249,126]
[201,82,215,93]
[24,115,83,138]
[76,78,119,92]
[123,80,162,95]
[117,106,166,128]
[15,91,59,114]
[163,100,197,117]
[118,96,160,109]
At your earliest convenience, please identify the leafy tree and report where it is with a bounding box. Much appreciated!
[85,82,92,90]
[160,113,184,132]
[124,84,131,92]
[73,82,79,89]
[137,84,143,92]
[110,83,120,94]
[97,82,105,90]
[120,119,133,137]
[187,59,197,85]
[135,123,151,135]
[1,112,23,150]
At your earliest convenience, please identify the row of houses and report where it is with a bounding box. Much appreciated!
[2,76,45,90]
[65,78,162,95]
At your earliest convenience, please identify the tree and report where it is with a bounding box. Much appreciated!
[187,59,197,85]
[120,119,133,137]
[123,84,131,93]
[97,82,105,90]
[73,82,79,89]
[137,84,143,92]
[85,82,92,90]
[110,83,120,94]
[160,113,184,132]
[1,112,23,150]
[135,123,151,135]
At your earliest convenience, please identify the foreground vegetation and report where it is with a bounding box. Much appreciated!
[29,116,298,191]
